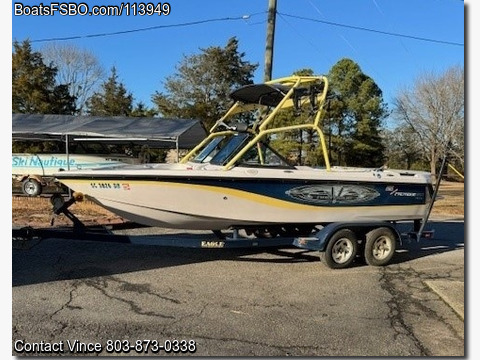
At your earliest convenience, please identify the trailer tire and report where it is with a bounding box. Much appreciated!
[22,178,42,197]
[364,227,397,266]
[320,229,358,269]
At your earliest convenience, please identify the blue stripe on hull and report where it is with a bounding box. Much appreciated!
[169,179,428,207]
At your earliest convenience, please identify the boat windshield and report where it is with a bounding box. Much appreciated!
[209,133,250,165]
[192,134,249,165]
[192,136,226,163]
[191,133,293,168]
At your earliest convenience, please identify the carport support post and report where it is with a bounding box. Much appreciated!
[65,134,72,197]
[65,134,70,171]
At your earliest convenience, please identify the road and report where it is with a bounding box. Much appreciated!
[12,218,464,356]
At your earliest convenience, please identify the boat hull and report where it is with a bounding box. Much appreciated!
[57,169,432,230]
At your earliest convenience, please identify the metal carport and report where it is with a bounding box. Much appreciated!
[12,114,207,153]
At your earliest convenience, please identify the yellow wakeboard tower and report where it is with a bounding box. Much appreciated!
[181,75,331,170]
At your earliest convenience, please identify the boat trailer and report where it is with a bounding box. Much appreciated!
[12,190,436,269]
[15,147,448,269]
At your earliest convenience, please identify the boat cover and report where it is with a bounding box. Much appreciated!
[12,114,207,149]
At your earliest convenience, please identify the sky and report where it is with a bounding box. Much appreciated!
[10,0,465,127]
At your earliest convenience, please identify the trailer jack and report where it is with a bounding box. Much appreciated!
[50,192,86,231]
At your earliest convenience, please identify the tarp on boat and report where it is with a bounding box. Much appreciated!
[12,114,207,149]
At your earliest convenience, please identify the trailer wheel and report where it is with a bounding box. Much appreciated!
[364,227,397,266]
[320,229,358,269]
[22,178,42,197]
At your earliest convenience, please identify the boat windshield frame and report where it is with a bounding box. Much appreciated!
[191,132,294,169]
[236,140,294,169]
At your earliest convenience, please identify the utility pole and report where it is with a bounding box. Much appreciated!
[264,0,277,82]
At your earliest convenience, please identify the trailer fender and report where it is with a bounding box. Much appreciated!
[27,175,45,184]
[294,222,402,252]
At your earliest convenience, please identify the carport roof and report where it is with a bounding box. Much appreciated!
[12,113,207,149]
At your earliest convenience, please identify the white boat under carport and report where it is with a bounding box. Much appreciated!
[12,114,207,195]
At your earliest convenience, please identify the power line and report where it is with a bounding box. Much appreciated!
[278,12,464,47]
[30,13,266,43]
[27,9,463,48]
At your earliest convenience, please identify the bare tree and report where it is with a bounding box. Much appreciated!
[393,66,464,178]
[41,43,104,114]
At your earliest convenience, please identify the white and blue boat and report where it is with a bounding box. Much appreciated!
[54,76,434,234]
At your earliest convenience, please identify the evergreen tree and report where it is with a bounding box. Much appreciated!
[152,37,258,129]
[382,126,424,170]
[269,68,318,165]
[131,102,158,117]
[12,39,76,114]
[86,67,133,116]
[269,63,387,168]
[326,59,387,167]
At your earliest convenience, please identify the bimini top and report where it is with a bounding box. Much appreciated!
[12,113,207,149]
[230,84,291,107]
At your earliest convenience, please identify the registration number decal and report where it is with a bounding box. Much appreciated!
[90,182,131,190]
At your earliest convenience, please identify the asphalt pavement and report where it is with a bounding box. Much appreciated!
[12,216,465,357]
[422,215,465,321]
